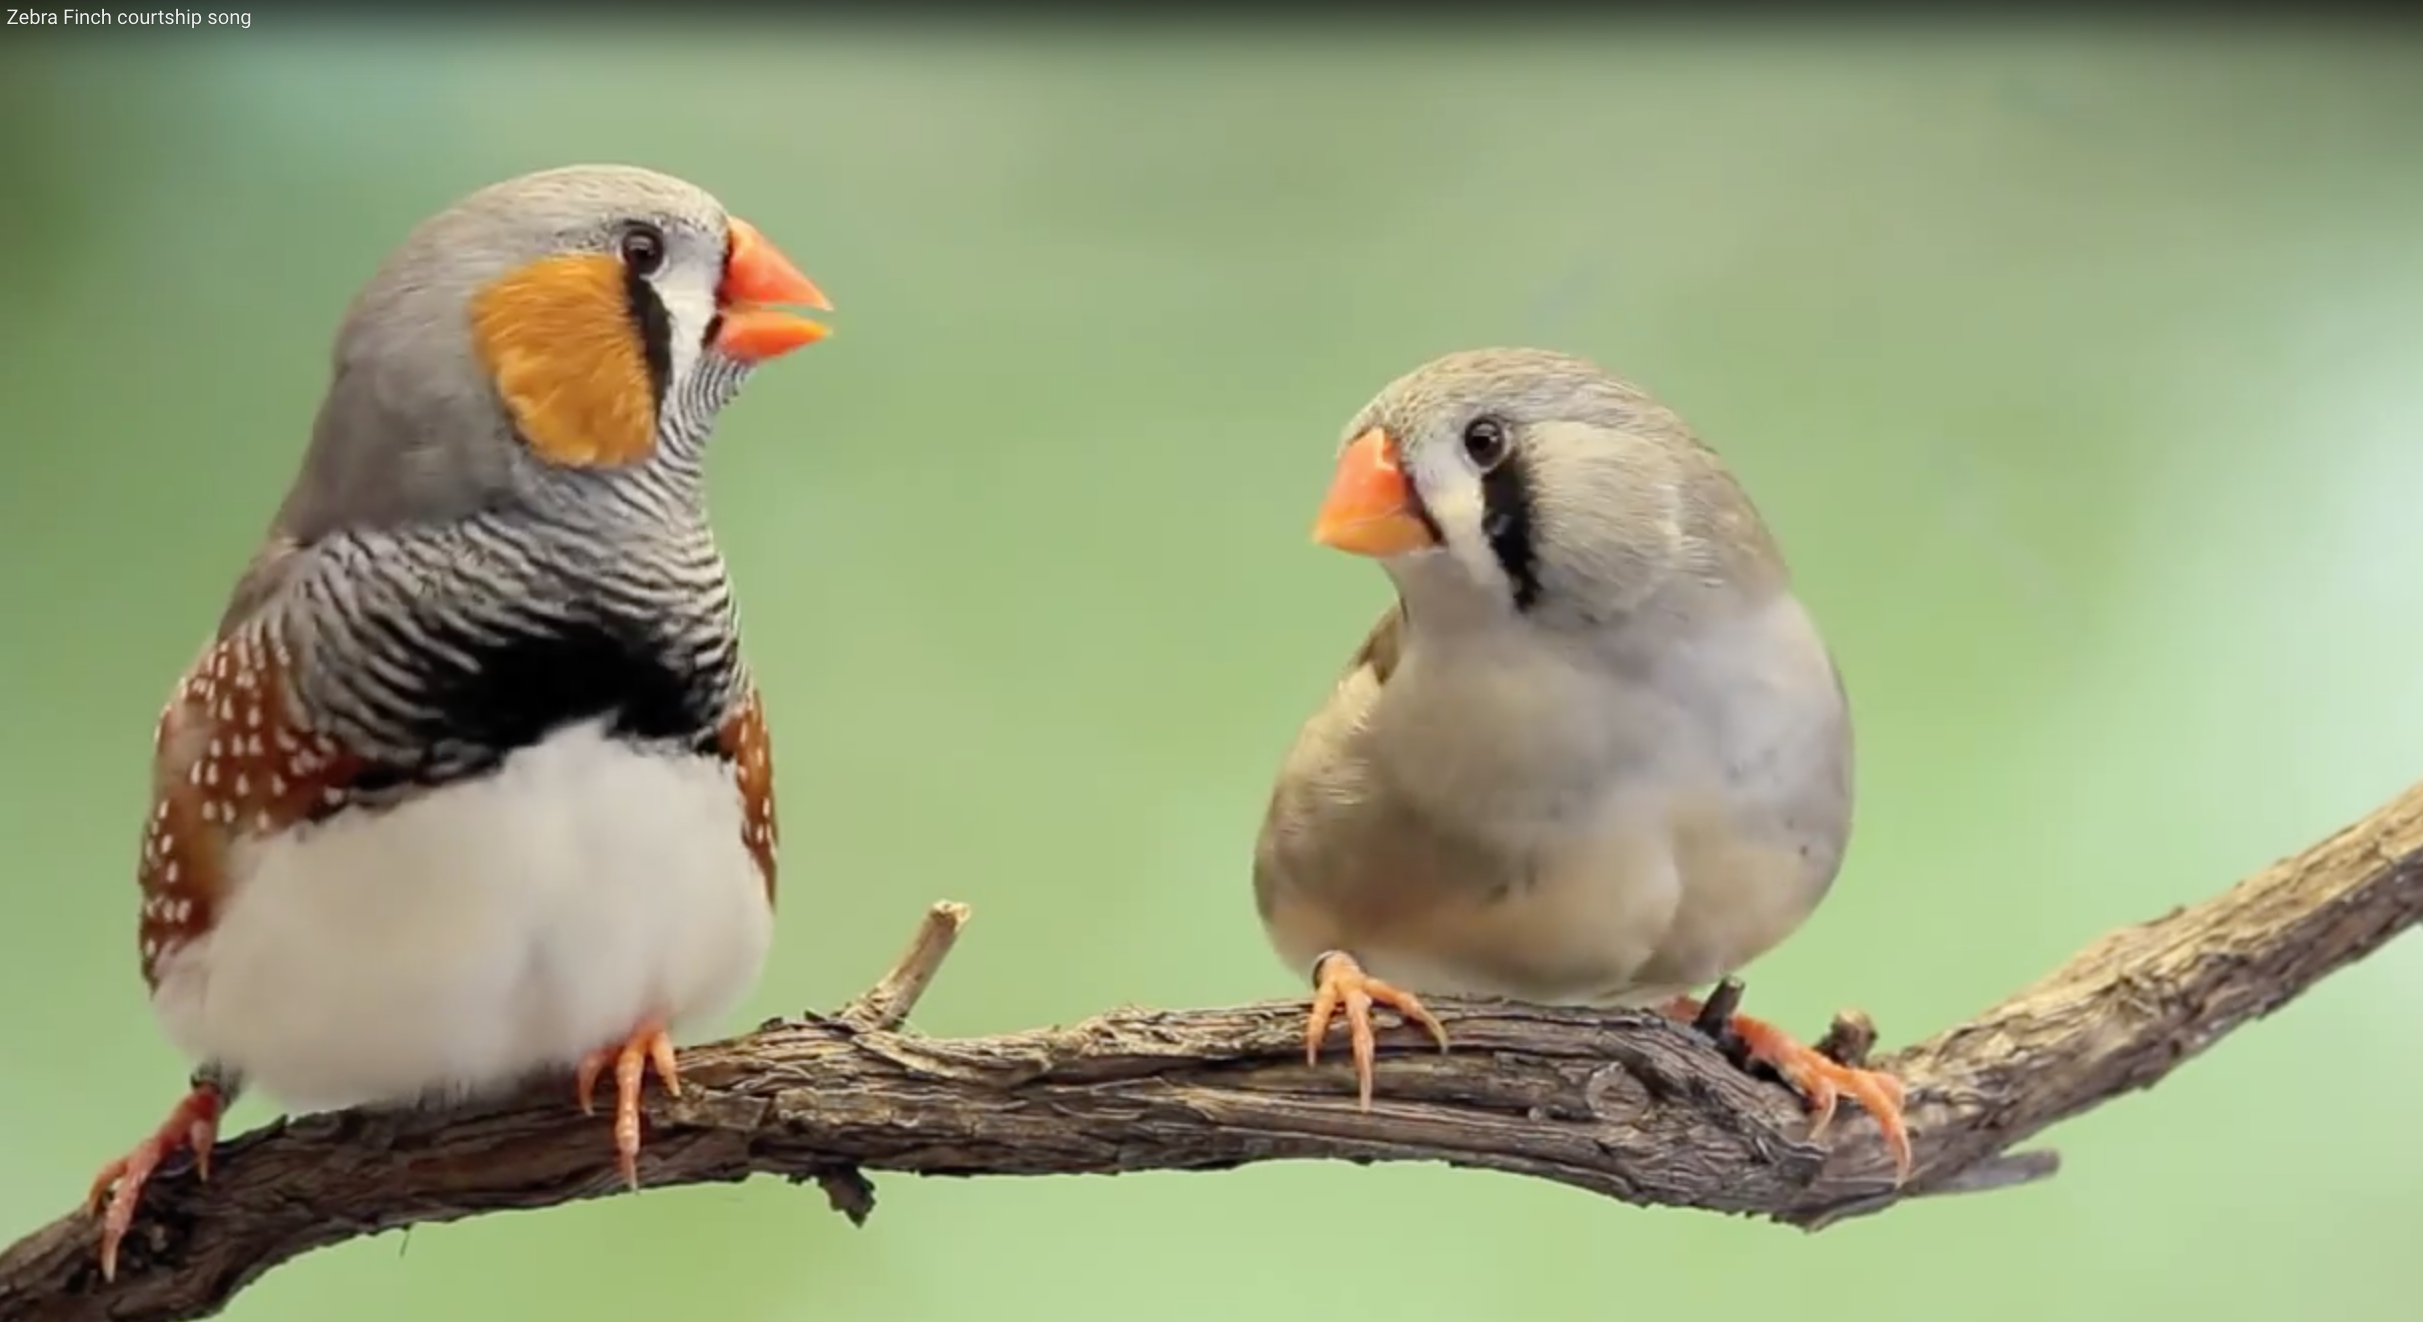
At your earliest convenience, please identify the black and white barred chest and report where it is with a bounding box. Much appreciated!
[277,516,747,798]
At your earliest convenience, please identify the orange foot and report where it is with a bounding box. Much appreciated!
[87,1080,227,1282]
[1663,995,1912,1184]
[1305,950,1451,1110]
[575,1017,683,1190]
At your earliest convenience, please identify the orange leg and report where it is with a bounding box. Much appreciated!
[1663,995,1912,1184]
[1304,951,1451,1110]
[86,1080,226,1282]
[575,1016,683,1190]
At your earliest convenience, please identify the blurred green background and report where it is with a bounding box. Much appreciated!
[5,17,2422,1322]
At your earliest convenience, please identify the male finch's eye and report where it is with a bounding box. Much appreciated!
[618,223,667,276]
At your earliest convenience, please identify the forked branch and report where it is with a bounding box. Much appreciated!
[7,783,2422,1322]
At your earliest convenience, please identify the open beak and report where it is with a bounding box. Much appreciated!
[714,216,833,363]
[1312,427,1439,557]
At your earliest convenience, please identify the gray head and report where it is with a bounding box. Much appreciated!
[272,164,832,542]
[1309,347,1786,631]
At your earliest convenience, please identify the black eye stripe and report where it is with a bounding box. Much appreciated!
[1479,451,1542,612]
[622,266,673,411]
[614,221,673,409]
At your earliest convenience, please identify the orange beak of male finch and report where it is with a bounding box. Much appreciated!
[714,216,833,363]
[1311,427,1440,557]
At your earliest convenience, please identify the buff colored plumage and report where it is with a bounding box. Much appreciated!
[1255,347,1906,1176]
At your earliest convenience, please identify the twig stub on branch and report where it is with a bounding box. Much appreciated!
[5,783,2422,1322]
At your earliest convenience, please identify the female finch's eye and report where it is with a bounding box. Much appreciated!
[1461,416,1509,471]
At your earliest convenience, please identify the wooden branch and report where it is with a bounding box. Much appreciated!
[8,780,2423,1322]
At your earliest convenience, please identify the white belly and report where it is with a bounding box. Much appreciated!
[150,717,777,1113]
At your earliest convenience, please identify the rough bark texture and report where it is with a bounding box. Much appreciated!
[7,783,2422,1322]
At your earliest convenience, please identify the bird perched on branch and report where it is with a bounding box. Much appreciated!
[1252,347,1908,1178]
[85,164,832,1279]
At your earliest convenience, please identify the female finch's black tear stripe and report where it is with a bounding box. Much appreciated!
[1480,454,1543,612]
[623,268,674,411]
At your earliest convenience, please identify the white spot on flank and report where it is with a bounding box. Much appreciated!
[234,774,250,797]
[164,860,180,884]
[149,717,775,1113]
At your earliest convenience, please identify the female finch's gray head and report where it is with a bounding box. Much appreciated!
[1308,347,1786,629]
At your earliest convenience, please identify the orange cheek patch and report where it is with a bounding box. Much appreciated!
[470,253,659,469]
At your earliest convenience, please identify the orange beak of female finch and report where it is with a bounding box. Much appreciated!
[713,217,833,363]
[1311,427,1440,557]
